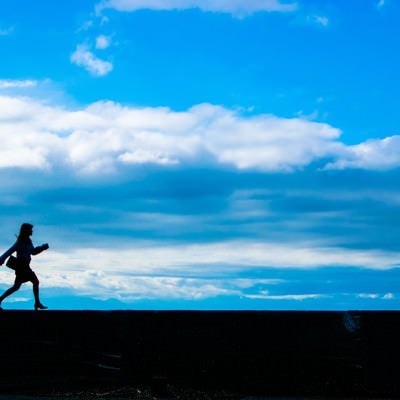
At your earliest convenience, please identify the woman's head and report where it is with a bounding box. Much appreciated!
[18,223,33,242]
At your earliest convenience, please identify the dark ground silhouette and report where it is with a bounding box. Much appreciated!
[0,310,399,399]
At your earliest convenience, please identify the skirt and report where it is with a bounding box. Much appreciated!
[15,266,38,283]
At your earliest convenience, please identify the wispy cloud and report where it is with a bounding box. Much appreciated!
[0,26,13,36]
[310,15,329,27]
[71,44,113,76]
[245,292,325,301]
[38,241,400,276]
[0,79,37,89]
[96,35,111,50]
[77,20,94,32]
[357,293,395,300]
[21,241,400,302]
[96,0,298,17]
[95,34,112,49]
[377,0,386,9]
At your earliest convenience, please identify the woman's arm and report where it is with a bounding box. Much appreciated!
[31,243,49,255]
[0,243,18,265]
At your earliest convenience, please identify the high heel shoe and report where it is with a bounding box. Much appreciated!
[34,303,48,311]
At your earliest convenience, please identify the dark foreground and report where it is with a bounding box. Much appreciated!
[0,310,398,399]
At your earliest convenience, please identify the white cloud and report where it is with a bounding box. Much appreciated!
[383,293,395,299]
[38,240,400,276]
[245,292,325,300]
[96,0,298,17]
[119,149,179,165]
[0,26,13,36]
[306,15,329,27]
[314,15,329,27]
[37,268,240,301]
[19,240,399,301]
[71,44,113,77]
[377,0,386,8]
[0,94,399,174]
[357,292,395,300]
[197,105,342,171]
[77,20,94,32]
[357,293,379,299]
[0,79,37,89]
[95,34,112,49]
[325,136,400,171]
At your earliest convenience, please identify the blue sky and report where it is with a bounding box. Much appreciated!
[0,0,400,310]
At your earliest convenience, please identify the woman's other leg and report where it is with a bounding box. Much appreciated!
[0,280,22,307]
[31,273,47,310]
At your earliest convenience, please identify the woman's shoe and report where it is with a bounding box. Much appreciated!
[34,303,48,311]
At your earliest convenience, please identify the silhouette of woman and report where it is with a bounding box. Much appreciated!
[0,223,49,310]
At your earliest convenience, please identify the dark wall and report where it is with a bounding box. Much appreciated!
[0,310,399,397]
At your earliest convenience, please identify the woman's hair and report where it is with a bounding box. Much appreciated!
[17,223,33,244]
